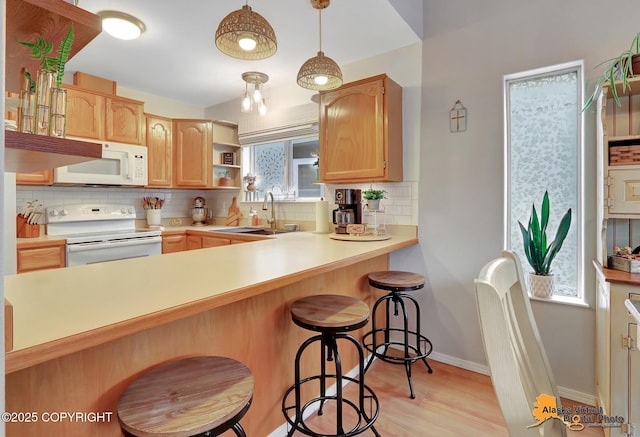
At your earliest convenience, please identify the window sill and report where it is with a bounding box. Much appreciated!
[529,294,589,308]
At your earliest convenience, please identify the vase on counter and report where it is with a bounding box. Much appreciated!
[34,69,54,135]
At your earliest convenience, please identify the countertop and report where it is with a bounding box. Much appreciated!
[4,226,418,373]
[594,260,640,286]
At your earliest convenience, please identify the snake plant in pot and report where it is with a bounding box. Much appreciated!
[518,191,572,298]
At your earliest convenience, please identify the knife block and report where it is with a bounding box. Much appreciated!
[16,215,40,238]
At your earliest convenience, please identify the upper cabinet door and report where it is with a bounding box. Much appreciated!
[146,115,173,187]
[65,87,104,140]
[319,74,403,183]
[173,120,212,188]
[105,97,144,145]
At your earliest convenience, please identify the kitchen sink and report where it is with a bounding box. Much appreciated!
[209,227,291,235]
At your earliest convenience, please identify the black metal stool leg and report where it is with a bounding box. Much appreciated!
[364,296,387,374]
[231,422,246,437]
[318,336,327,415]
[326,336,345,435]
[396,295,417,398]
[339,333,381,437]
[402,293,434,374]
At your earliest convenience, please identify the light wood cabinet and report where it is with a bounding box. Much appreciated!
[64,84,144,145]
[173,120,212,188]
[187,234,231,250]
[162,234,187,254]
[16,240,65,273]
[146,114,173,187]
[16,170,53,185]
[319,74,403,183]
[65,85,104,140]
[105,96,144,144]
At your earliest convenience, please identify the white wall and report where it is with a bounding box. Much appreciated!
[415,0,640,400]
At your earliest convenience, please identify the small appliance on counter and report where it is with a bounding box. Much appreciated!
[191,197,211,226]
[332,189,362,234]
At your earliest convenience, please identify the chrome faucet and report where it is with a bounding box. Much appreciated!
[262,192,276,229]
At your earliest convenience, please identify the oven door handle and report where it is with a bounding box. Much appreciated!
[67,236,162,252]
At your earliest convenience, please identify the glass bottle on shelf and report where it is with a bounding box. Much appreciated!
[34,69,54,135]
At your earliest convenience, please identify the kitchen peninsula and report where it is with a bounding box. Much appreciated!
[4,227,417,436]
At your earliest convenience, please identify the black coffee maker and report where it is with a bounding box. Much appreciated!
[332,189,362,234]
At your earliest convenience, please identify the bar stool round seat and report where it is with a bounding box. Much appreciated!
[117,356,253,437]
[362,271,433,399]
[282,294,380,437]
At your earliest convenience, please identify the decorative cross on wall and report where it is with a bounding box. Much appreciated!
[450,100,467,133]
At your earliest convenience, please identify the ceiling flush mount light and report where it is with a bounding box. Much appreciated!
[241,71,268,115]
[297,0,343,91]
[97,11,146,40]
[215,1,277,60]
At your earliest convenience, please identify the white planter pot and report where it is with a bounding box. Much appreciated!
[528,273,555,298]
[366,199,381,211]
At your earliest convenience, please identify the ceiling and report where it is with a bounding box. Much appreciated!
[66,0,421,108]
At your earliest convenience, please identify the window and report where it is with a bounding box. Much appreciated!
[504,61,584,302]
[242,136,323,201]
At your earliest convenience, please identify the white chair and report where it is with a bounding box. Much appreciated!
[474,251,567,436]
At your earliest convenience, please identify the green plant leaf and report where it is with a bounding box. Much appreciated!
[540,191,550,235]
[542,208,572,274]
[52,23,74,88]
[20,37,54,71]
[519,192,572,275]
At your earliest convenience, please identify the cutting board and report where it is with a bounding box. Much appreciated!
[225,197,242,226]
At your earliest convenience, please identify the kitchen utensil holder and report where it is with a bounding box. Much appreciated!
[146,209,162,226]
[16,215,40,238]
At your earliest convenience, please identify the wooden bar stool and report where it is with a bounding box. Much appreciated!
[282,294,380,437]
[362,271,433,399]
[117,356,253,437]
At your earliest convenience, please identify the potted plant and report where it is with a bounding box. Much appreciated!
[518,191,572,298]
[363,188,386,211]
[583,32,640,112]
[20,23,74,136]
[219,170,232,187]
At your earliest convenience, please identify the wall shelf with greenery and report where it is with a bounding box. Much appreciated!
[6,0,101,94]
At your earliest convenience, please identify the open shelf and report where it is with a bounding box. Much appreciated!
[603,76,640,99]
[4,130,102,173]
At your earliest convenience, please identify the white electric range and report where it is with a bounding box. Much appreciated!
[46,204,162,267]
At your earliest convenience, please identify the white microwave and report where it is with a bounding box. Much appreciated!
[54,142,148,186]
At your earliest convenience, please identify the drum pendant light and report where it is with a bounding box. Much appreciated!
[297,0,343,90]
[215,1,277,60]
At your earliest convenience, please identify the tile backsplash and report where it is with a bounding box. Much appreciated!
[16,181,417,228]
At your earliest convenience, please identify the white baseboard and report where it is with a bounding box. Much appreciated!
[429,351,597,406]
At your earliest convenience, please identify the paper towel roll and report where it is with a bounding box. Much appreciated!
[315,199,330,234]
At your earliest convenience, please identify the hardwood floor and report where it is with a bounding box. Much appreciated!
[283,358,604,437]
